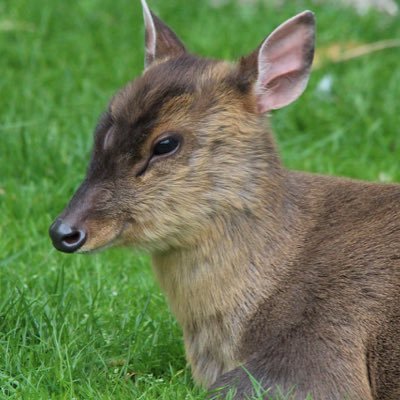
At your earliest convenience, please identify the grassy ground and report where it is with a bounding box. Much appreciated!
[1,0,399,398]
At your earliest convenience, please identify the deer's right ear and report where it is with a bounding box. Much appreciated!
[239,11,315,114]
[141,0,186,68]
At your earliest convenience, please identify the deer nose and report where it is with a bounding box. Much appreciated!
[49,219,87,253]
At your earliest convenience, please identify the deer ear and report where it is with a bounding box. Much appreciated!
[141,0,186,68]
[242,11,315,114]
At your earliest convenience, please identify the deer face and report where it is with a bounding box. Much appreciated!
[49,1,314,254]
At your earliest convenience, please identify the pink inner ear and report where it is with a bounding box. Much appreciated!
[255,12,315,113]
[259,29,309,84]
[257,70,310,113]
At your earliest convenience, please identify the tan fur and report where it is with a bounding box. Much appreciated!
[50,9,400,400]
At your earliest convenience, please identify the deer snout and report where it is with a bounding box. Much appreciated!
[49,218,87,253]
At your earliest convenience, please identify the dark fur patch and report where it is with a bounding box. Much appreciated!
[86,54,219,183]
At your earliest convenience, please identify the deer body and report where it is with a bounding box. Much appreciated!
[49,2,400,399]
[155,171,400,399]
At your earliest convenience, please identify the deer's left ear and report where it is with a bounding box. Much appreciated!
[141,0,186,68]
[240,11,315,113]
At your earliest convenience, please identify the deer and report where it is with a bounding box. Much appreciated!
[49,1,400,399]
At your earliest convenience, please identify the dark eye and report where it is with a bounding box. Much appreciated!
[153,135,180,156]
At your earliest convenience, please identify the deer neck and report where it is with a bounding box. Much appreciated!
[151,169,307,385]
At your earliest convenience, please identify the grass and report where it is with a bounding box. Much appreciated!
[1,0,399,398]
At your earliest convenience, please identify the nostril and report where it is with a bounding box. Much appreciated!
[63,230,84,246]
[49,219,87,253]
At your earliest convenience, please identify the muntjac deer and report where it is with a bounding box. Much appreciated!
[49,1,400,399]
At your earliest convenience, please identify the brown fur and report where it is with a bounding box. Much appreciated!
[50,8,400,400]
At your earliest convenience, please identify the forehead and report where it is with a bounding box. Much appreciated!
[110,55,234,125]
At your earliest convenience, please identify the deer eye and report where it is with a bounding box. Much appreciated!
[152,135,181,157]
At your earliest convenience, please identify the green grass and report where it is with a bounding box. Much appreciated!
[1,0,399,398]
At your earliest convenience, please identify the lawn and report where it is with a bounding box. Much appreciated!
[0,0,399,399]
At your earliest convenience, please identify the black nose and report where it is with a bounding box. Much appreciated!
[49,219,87,253]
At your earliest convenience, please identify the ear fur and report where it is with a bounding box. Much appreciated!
[240,11,315,113]
[141,0,186,67]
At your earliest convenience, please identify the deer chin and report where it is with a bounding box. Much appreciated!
[116,220,203,254]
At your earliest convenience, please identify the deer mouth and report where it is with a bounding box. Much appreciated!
[77,220,130,254]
